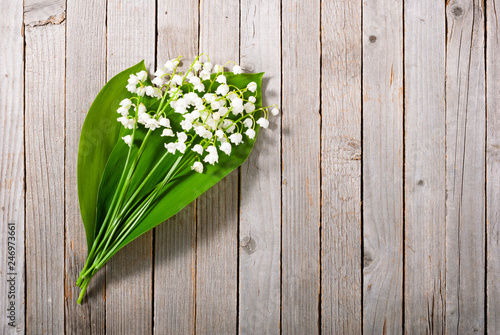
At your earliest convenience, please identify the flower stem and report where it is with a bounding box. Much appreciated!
[77,272,93,304]
[77,154,185,287]
[76,124,138,287]
[87,129,153,264]
[93,155,184,266]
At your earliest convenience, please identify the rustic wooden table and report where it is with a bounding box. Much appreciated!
[1,0,498,334]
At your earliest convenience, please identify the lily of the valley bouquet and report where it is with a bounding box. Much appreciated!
[76,55,278,303]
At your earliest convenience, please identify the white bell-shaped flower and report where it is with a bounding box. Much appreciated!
[171,74,183,86]
[203,62,213,71]
[200,69,211,81]
[145,119,160,131]
[120,98,132,107]
[247,81,257,92]
[165,142,177,153]
[193,61,202,71]
[256,117,269,129]
[232,65,242,74]
[216,84,229,96]
[219,107,229,117]
[180,119,193,131]
[245,128,256,139]
[243,118,253,128]
[117,106,129,117]
[215,129,224,139]
[154,68,166,77]
[191,161,204,173]
[213,64,223,73]
[244,102,255,113]
[122,135,132,146]
[136,70,148,82]
[128,74,139,85]
[158,117,170,128]
[164,60,175,72]
[192,144,204,155]
[229,133,243,145]
[161,129,174,137]
[177,132,188,143]
[152,77,164,87]
[220,142,232,155]
[138,112,151,125]
[216,75,226,84]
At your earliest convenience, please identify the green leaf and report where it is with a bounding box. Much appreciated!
[77,60,148,251]
[94,72,264,260]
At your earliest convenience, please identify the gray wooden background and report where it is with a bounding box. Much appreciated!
[1,0,499,334]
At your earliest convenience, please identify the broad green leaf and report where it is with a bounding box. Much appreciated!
[94,73,264,260]
[77,60,148,250]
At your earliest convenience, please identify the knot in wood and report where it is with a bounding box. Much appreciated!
[363,251,374,268]
[241,236,257,255]
[450,4,464,18]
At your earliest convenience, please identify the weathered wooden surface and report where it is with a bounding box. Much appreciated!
[281,1,321,334]
[320,0,362,333]
[362,0,404,333]
[487,0,500,333]
[404,0,446,333]
[0,1,24,334]
[445,0,486,333]
[1,0,499,333]
[239,0,281,333]
[24,0,66,333]
[65,1,107,333]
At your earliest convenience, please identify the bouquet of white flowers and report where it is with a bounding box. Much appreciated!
[76,55,278,303]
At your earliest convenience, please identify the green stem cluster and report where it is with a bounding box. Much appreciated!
[76,135,188,303]
[75,105,196,305]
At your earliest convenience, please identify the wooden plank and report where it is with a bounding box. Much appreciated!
[153,1,198,333]
[196,1,240,333]
[0,1,25,333]
[24,0,66,333]
[362,0,404,333]
[281,1,321,334]
[105,1,155,334]
[404,0,446,332]
[238,0,281,333]
[487,0,500,332]
[65,0,107,333]
[445,0,486,332]
[320,0,362,333]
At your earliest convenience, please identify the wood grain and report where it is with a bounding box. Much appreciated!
[362,0,404,333]
[445,1,486,333]
[10,0,500,332]
[0,1,25,333]
[105,1,155,334]
[281,1,321,334]
[153,1,198,333]
[404,0,446,332]
[239,1,282,333]
[196,1,240,334]
[320,0,362,333]
[24,0,66,333]
[487,0,500,332]
[64,0,107,333]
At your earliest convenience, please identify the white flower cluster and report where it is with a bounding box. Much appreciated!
[116,55,279,174]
